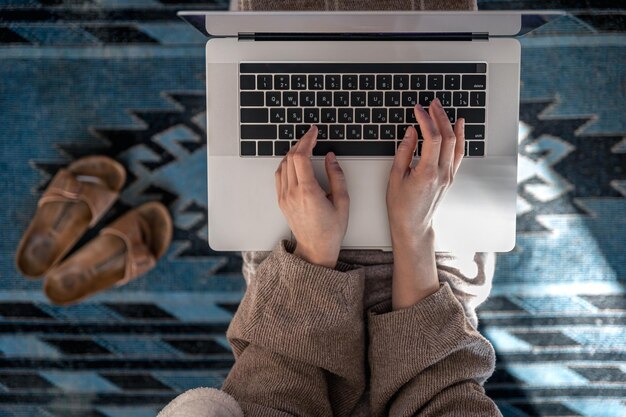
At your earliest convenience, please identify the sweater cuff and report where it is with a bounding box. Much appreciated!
[282,239,357,273]
[228,239,365,380]
[368,282,495,376]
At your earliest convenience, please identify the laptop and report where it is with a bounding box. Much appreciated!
[179,11,564,253]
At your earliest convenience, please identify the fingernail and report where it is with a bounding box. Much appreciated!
[433,97,441,107]
[328,151,336,160]
[309,124,317,131]
[415,104,426,113]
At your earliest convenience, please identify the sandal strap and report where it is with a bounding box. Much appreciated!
[39,169,119,227]
[100,211,156,287]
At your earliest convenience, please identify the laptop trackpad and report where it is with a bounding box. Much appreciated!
[311,158,394,249]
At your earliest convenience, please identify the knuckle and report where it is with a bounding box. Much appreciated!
[446,134,457,142]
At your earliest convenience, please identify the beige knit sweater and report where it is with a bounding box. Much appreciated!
[159,240,501,416]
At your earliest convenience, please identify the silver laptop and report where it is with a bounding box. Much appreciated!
[179,11,564,253]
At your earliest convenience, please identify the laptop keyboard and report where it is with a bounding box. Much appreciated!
[239,63,486,157]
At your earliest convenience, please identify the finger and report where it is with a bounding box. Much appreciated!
[274,163,282,202]
[325,152,349,209]
[452,118,465,176]
[391,125,417,176]
[280,156,288,196]
[429,98,457,170]
[413,103,442,169]
[292,125,318,185]
[286,144,298,187]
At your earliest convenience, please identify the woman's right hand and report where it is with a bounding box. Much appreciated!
[386,98,465,249]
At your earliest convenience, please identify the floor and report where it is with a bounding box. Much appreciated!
[0,1,624,416]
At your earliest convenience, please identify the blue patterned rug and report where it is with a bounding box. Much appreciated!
[0,1,624,416]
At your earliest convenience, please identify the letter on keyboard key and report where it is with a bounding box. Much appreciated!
[457,108,485,123]
[240,92,264,106]
[312,141,395,156]
[241,125,277,139]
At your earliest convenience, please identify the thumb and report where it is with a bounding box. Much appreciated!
[324,152,349,208]
[391,125,417,176]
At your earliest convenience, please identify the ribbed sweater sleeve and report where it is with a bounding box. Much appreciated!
[367,282,502,417]
[221,239,366,417]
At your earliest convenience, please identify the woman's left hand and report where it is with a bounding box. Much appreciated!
[274,125,350,269]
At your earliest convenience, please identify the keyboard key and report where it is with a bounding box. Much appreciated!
[269,108,285,123]
[465,125,485,139]
[275,140,290,155]
[240,92,264,106]
[419,91,434,106]
[283,91,298,106]
[257,75,272,90]
[468,141,485,156]
[411,74,426,90]
[278,125,294,140]
[241,108,268,123]
[241,141,256,156]
[309,74,324,90]
[291,74,307,90]
[295,124,309,138]
[258,141,273,156]
[343,74,358,90]
[317,125,329,139]
[300,91,315,106]
[381,125,395,139]
[364,125,378,139]
[389,108,404,123]
[334,91,349,107]
[287,108,303,123]
[338,108,354,123]
[372,108,388,123]
[346,125,362,139]
[402,92,417,106]
[377,74,392,90]
[355,108,371,123]
[360,74,375,90]
[321,108,337,123]
[275,74,289,89]
[330,124,345,139]
[241,125,276,139]
[470,92,486,107]
[397,124,410,138]
[368,91,384,107]
[326,74,341,90]
[462,75,486,90]
[304,108,320,123]
[444,108,456,123]
[428,75,443,90]
[240,75,255,90]
[317,92,332,106]
[406,108,417,123]
[312,141,395,156]
[436,91,452,107]
[385,91,401,106]
[445,75,460,90]
[453,91,469,107]
[266,91,281,106]
[394,74,409,90]
[351,91,367,106]
[413,124,422,138]
[457,108,485,123]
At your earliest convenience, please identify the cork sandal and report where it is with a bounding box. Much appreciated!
[44,202,172,306]
[16,156,126,278]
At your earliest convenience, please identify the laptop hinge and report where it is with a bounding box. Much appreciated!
[238,32,488,41]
